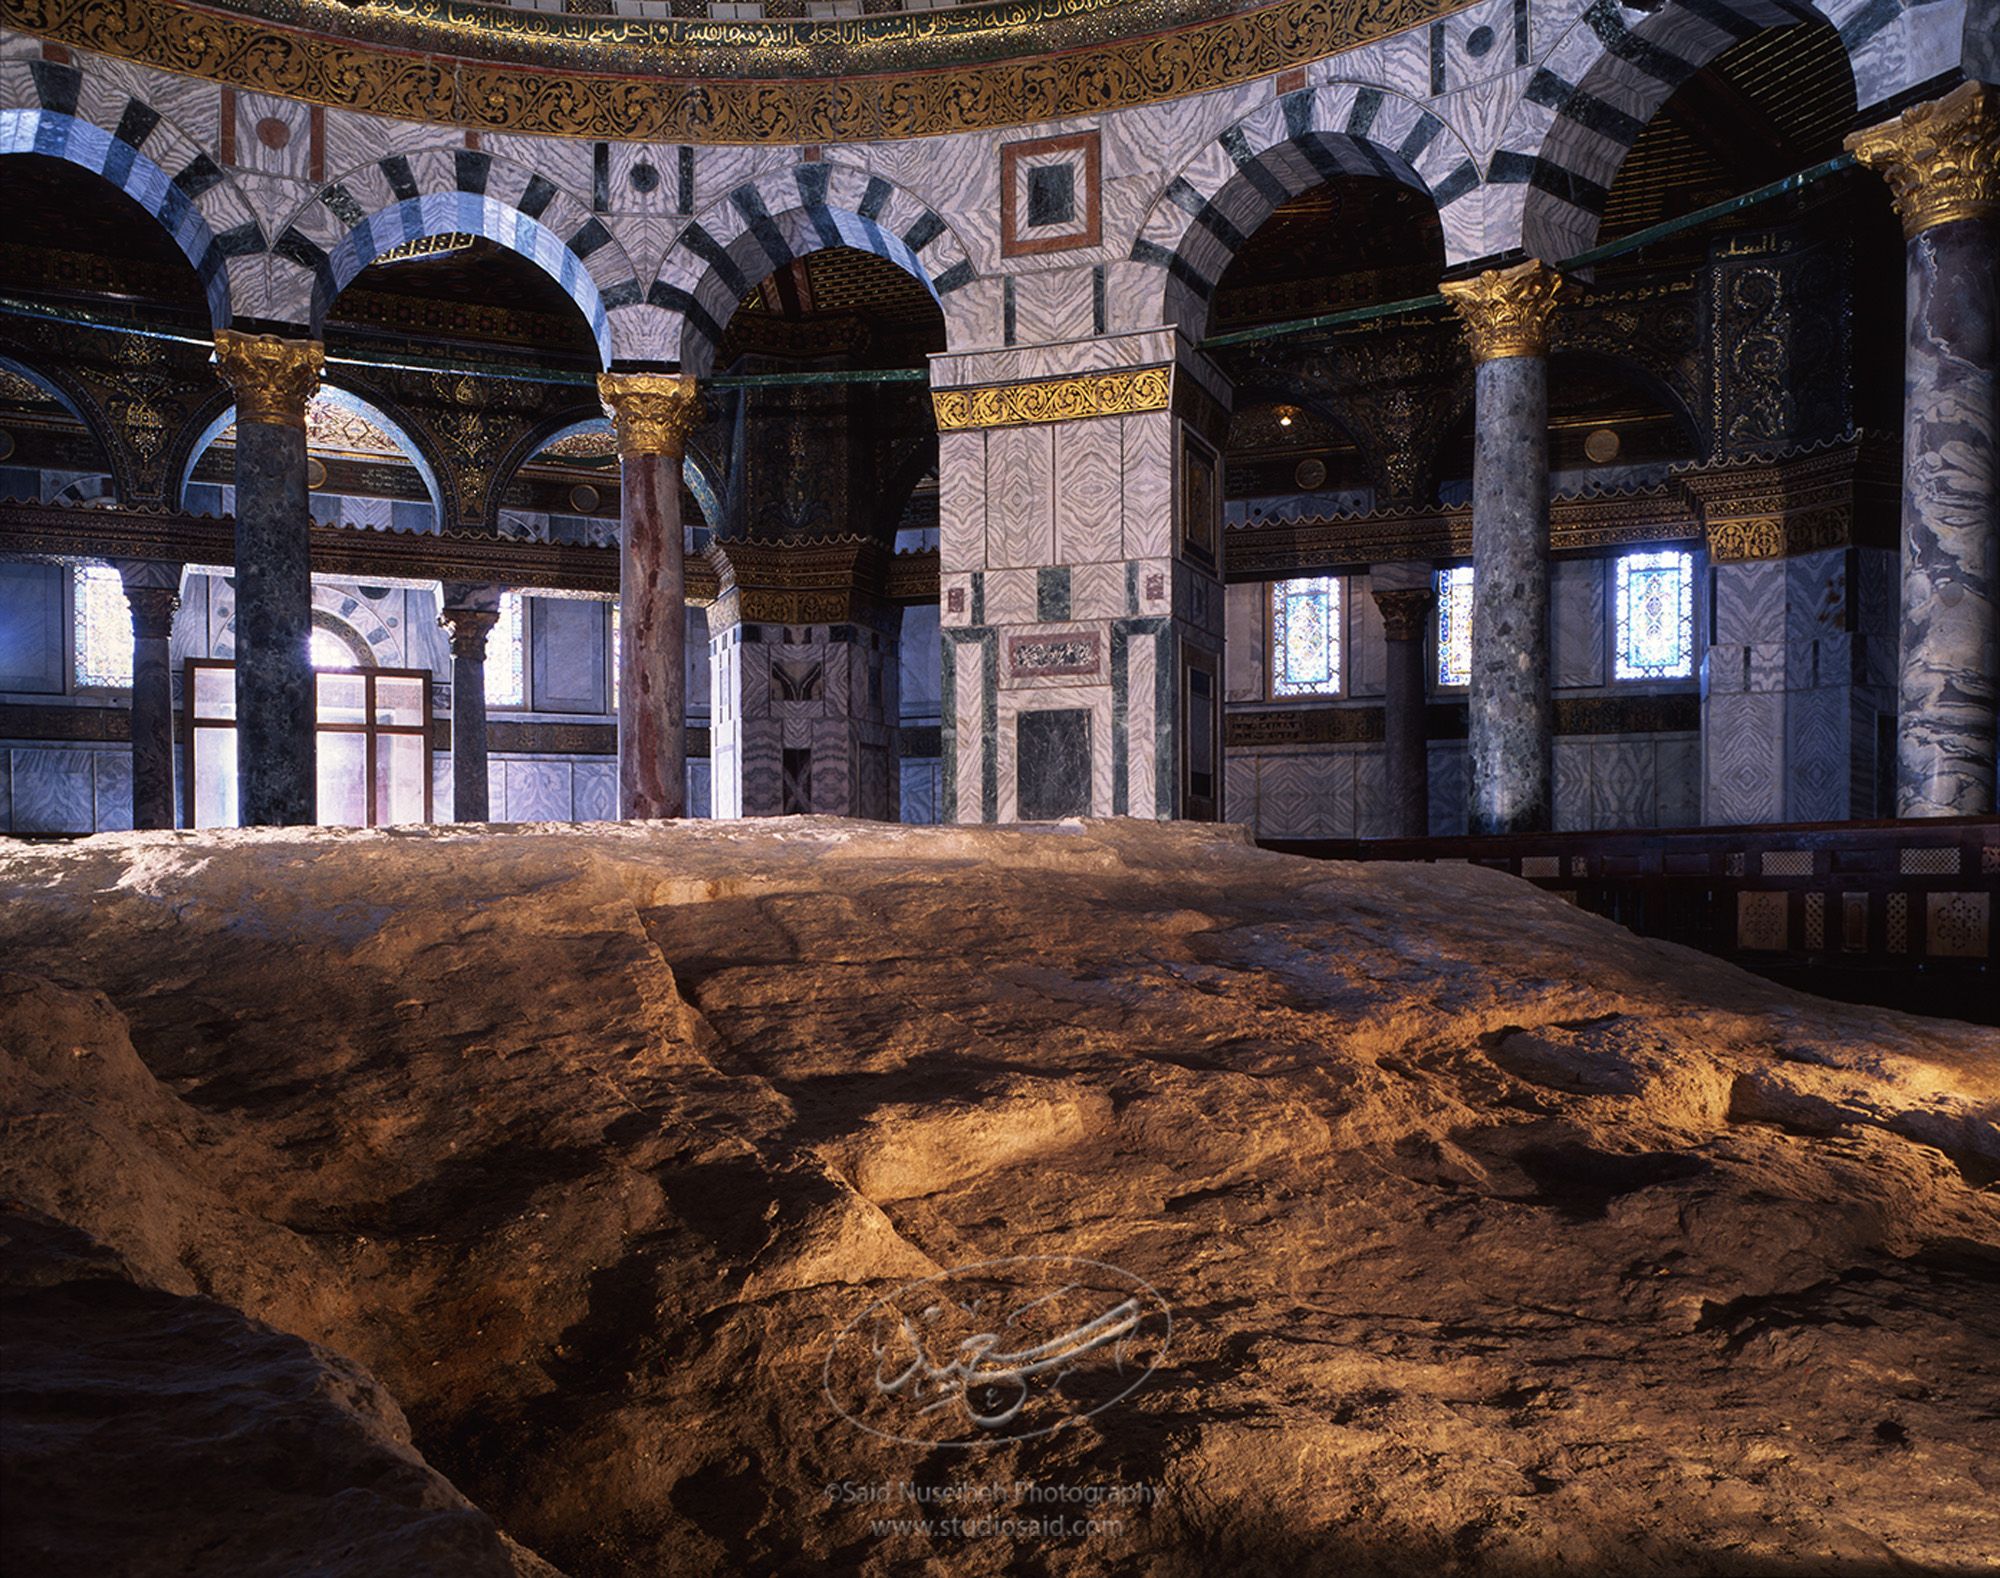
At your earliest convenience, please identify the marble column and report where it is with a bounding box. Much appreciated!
[212,330,322,826]
[1371,569,1435,838]
[437,590,502,824]
[1849,84,2000,817]
[598,372,703,820]
[115,561,181,831]
[1441,260,1564,835]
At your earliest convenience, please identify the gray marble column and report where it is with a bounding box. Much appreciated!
[115,562,181,831]
[438,590,501,824]
[1441,261,1564,835]
[1371,570,1434,838]
[1849,84,1999,817]
[213,331,323,826]
[600,373,702,820]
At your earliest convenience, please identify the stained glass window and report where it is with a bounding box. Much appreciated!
[486,591,525,707]
[73,564,132,688]
[1614,550,1695,680]
[1435,565,1474,688]
[1269,576,1341,697]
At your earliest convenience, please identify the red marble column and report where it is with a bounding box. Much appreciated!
[599,372,703,820]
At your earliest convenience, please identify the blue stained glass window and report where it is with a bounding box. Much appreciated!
[73,564,132,688]
[1270,576,1341,697]
[486,591,525,707]
[1435,565,1474,688]
[1614,550,1695,680]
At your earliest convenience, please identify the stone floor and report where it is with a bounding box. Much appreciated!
[1,818,1995,1576]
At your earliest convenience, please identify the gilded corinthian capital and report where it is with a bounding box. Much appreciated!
[1846,82,1999,240]
[1439,259,1565,363]
[212,330,323,428]
[597,372,704,458]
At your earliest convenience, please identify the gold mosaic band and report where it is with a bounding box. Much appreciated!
[931,366,1171,431]
[5,0,1479,143]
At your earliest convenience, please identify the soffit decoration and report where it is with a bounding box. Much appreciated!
[8,0,1481,141]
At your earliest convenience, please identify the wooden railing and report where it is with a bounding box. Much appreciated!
[1261,817,1999,1025]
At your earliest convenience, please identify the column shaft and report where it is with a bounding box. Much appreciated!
[121,577,180,830]
[214,332,322,827]
[233,421,313,823]
[438,600,500,823]
[620,451,686,819]
[1372,580,1434,838]
[1466,353,1553,834]
[1848,82,2000,817]
[1895,215,1997,815]
[1442,260,1563,837]
[600,373,702,821]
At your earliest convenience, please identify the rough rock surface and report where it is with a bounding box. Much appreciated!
[0,818,1995,1577]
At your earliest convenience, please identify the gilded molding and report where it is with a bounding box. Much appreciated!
[1439,259,1565,364]
[931,366,1171,431]
[1846,82,2000,240]
[4,0,1480,142]
[1679,435,1898,563]
[597,372,703,459]
[212,331,323,429]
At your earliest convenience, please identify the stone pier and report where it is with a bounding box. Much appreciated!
[931,329,1229,823]
[705,537,900,819]
[1441,261,1564,835]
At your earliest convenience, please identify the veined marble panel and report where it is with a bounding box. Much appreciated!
[1121,412,1175,561]
[985,425,1056,570]
[937,430,987,574]
[1052,418,1125,566]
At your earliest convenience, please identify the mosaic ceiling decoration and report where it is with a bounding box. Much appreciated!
[9,0,1481,141]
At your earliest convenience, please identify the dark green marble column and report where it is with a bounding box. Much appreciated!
[214,331,322,826]
[1442,260,1565,836]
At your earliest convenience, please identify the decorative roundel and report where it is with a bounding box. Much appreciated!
[570,483,602,513]
[305,457,328,489]
[1465,24,1495,59]
[0,429,14,462]
[1584,428,1622,464]
[255,116,292,150]
[629,161,660,194]
[1294,457,1327,490]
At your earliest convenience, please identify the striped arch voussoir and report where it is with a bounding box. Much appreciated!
[648,162,969,375]
[1,60,260,329]
[1129,82,1479,341]
[1494,0,1895,262]
[276,147,645,365]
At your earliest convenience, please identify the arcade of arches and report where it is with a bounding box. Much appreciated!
[0,1,1994,846]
